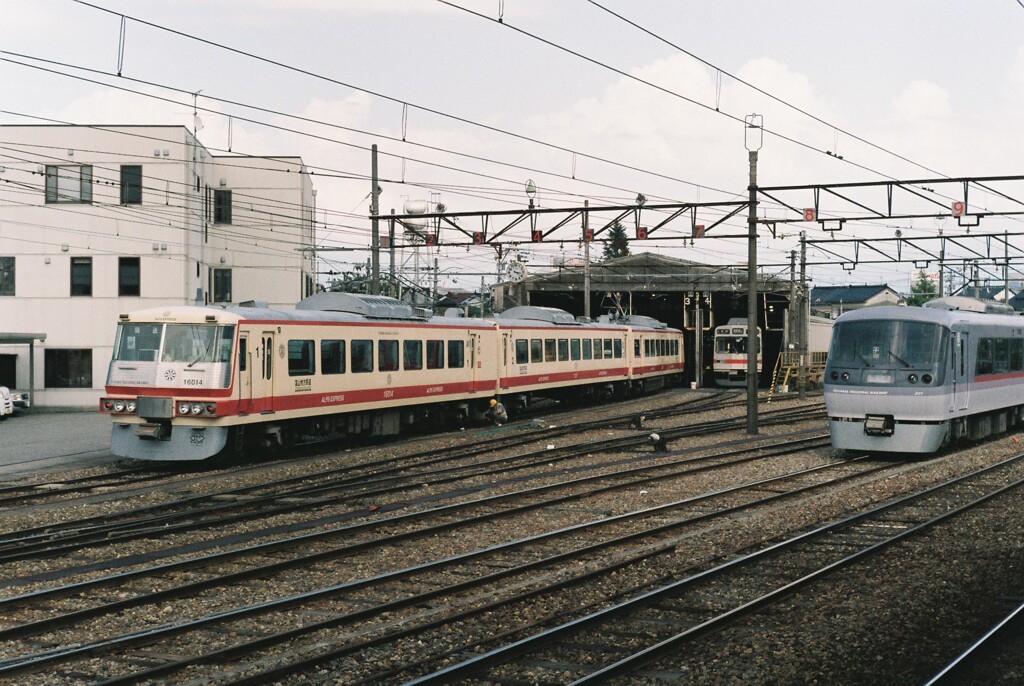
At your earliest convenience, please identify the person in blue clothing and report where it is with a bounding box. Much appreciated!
[485,398,508,426]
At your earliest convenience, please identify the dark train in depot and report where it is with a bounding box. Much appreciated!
[824,296,1024,453]
[100,293,684,461]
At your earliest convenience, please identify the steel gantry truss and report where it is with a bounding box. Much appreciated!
[381,199,749,249]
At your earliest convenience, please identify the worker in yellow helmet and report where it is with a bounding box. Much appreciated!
[485,398,508,426]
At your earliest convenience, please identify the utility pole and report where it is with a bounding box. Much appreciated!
[745,114,762,435]
[788,249,797,391]
[583,199,591,320]
[389,210,396,296]
[370,144,380,295]
[799,231,808,401]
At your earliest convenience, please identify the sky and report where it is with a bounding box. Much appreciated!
[3,0,1024,296]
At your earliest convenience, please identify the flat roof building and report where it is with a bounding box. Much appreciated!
[0,124,316,409]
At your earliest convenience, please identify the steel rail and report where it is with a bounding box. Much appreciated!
[1,436,859,682]
[0,405,824,564]
[405,453,1024,685]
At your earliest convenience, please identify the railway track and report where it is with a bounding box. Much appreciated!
[0,433,865,683]
[0,390,740,511]
[0,402,824,565]
[402,453,1024,685]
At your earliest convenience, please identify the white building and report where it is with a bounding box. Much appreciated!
[0,124,316,409]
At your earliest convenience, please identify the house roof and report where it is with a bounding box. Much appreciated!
[810,284,897,306]
[952,285,1011,300]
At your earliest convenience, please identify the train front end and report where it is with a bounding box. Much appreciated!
[100,309,239,460]
[823,307,951,453]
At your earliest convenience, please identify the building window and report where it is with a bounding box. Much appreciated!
[118,257,140,296]
[0,257,13,296]
[214,189,232,224]
[45,165,92,204]
[45,348,92,388]
[213,268,231,303]
[120,165,142,204]
[70,257,92,296]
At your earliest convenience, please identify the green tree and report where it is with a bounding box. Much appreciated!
[602,221,630,261]
[907,269,937,306]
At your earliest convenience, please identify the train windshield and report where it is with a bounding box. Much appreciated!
[715,336,759,354]
[113,323,235,364]
[830,320,947,367]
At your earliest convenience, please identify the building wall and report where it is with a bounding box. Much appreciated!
[0,125,314,408]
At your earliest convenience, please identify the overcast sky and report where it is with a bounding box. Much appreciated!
[4,0,1024,294]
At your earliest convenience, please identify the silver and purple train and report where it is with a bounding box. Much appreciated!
[824,296,1024,453]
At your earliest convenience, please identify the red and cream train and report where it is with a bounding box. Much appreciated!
[101,292,684,460]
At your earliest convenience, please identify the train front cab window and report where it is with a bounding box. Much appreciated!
[831,320,946,369]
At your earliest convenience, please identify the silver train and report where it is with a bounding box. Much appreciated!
[824,297,1024,453]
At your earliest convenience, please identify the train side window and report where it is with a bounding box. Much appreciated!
[351,339,373,373]
[404,340,423,370]
[543,339,555,362]
[644,340,650,357]
[322,339,346,374]
[1012,339,1024,372]
[557,339,569,361]
[593,338,603,359]
[448,340,465,368]
[613,339,622,359]
[426,340,445,369]
[635,339,641,357]
[288,340,315,376]
[977,338,994,375]
[530,339,543,363]
[993,338,1010,373]
[238,337,247,371]
[570,339,581,361]
[379,340,399,372]
[516,339,529,364]
[582,339,592,360]
[605,339,615,359]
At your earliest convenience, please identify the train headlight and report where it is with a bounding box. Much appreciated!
[841,372,850,381]
[126,401,136,413]
[830,371,839,381]
[190,402,204,415]
[908,374,918,384]
[178,402,191,415]
[922,374,933,384]
[113,400,126,412]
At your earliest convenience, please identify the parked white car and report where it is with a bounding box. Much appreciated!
[0,386,12,418]
[10,390,30,410]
